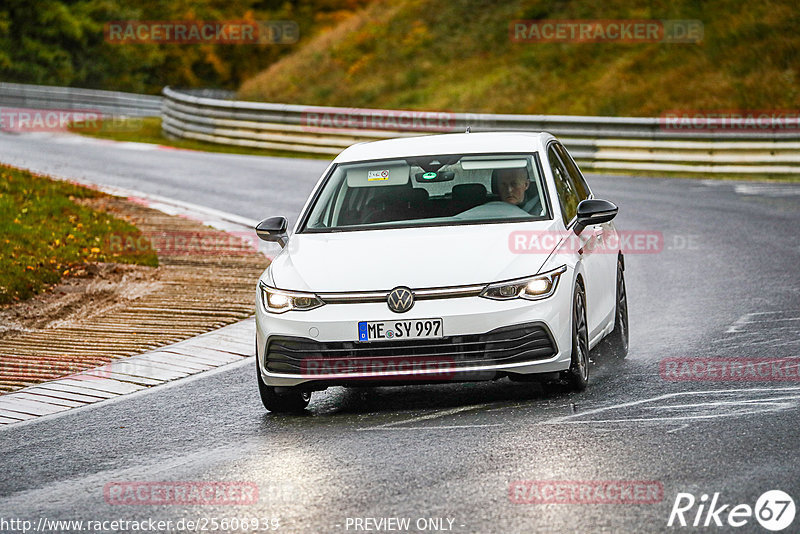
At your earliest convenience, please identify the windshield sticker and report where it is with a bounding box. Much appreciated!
[367,169,391,181]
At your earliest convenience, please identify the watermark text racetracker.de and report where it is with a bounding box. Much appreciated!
[104,20,298,44]
[510,19,703,43]
[108,229,259,257]
[301,356,457,381]
[1,108,100,132]
[300,107,496,133]
[508,229,699,255]
[661,358,800,382]
[104,481,258,505]
[509,480,664,504]
[0,108,144,133]
[302,108,452,132]
[660,110,800,133]
[0,517,281,533]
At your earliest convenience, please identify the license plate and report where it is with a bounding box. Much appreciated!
[357,318,443,342]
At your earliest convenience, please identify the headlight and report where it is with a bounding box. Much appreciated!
[259,282,325,313]
[480,265,567,301]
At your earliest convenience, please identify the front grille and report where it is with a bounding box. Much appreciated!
[265,322,557,375]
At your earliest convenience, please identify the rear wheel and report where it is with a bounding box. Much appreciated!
[562,283,589,391]
[256,356,311,413]
[604,259,629,361]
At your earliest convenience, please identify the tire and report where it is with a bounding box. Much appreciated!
[562,283,590,391]
[256,356,311,413]
[605,259,629,361]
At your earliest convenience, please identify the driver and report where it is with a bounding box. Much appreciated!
[496,168,530,206]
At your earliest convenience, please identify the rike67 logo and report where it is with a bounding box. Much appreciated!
[668,490,795,531]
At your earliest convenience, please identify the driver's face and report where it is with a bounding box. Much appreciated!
[497,169,530,205]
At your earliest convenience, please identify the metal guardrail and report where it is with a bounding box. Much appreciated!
[0,82,162,117]
[163,86,800,174]
[2,82,794,174]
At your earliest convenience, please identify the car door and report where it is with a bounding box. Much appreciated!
[547,143,611,341]
[555,143,619,337]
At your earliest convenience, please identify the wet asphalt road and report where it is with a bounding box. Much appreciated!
[1,132,799,533]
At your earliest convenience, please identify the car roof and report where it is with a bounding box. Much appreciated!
[333,131,555,163]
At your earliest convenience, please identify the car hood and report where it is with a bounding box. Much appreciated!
[269,221,561,292]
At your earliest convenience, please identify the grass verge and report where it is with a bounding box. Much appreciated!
[0,165,158,305]
[69,117,332,160]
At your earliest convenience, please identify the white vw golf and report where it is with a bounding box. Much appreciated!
[255,132,628,412]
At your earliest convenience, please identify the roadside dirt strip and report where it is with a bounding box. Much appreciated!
[0,191,269,424]
[0,319,254,425]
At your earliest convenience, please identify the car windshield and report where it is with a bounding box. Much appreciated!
[302,153,548,232]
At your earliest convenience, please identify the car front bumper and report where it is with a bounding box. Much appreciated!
[256,281,573,388]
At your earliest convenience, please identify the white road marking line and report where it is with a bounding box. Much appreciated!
[32,383,116,399]
[0,416,22,424]
[16,387,101,404]
[32,382,117,399]
[539,386,800,426]
[725,319,800,336]
[0,397,70,416]
[136,353,213,371]
[714,338,800,348]
[114,142,159,151]
[730,326,800,333]
[734,184,800,197]
[547,411,787,424]
[714,328,800,344]
[726,312,772,333]
[0,409,35,421]
[646,396,800,410]
[115,357,201,373]
[363,403,496,430]
[363,424,503,430]
[546,396,800,425]
[102,361,189,381]
[752,339,800,349]
[146,349,231,367]
[58,377,144,395]
[665,424,690,434]
[11,392,84,408]
[79,370,163,386]
[746,317,800,323]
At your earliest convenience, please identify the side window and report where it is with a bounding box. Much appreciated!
[548,146,579,225]
[554,143,590,201]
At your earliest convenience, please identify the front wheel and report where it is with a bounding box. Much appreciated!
[562,283,590,391]
[257,358,311,413]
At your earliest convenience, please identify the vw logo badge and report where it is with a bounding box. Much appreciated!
[387,286,414,313]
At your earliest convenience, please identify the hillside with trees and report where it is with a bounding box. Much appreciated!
[238,0,800,116]
[0,0,369,93]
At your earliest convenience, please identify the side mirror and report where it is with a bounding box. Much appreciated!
[575,199,618,233]
[256,216,288,247]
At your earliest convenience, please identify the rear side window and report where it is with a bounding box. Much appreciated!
[548,146,580,226]
[554,143,591,201]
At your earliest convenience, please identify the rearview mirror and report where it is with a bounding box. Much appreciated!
[575,199,618,233]
[256,216,288,247]
[415,171,455,183]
